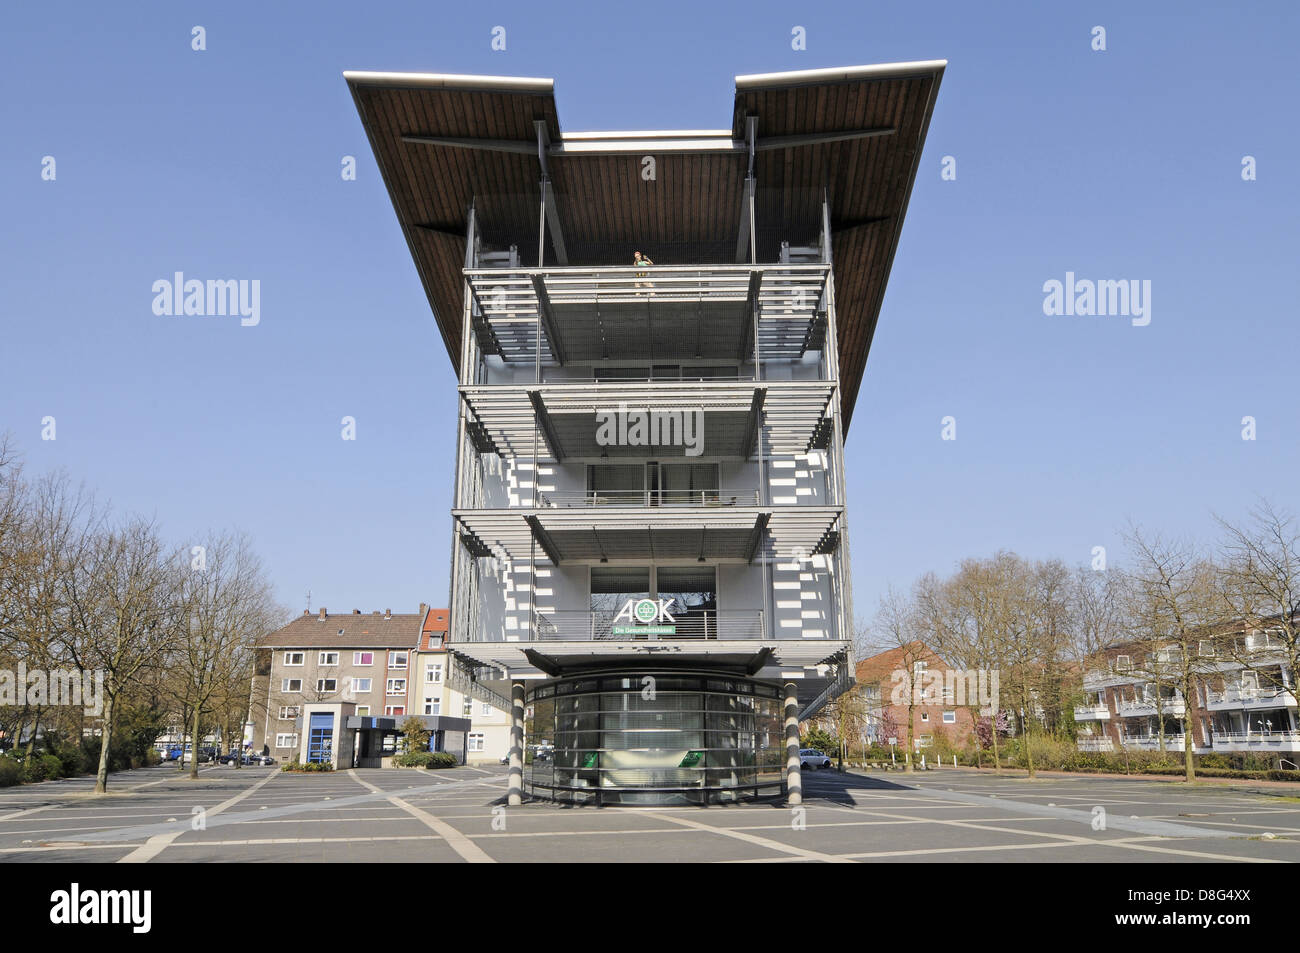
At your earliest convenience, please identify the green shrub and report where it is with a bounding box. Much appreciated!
[424,752,458,769]
[281,760,333,772]
[394,751,450,768]
[0,757,21,787]
[22,753,64,783]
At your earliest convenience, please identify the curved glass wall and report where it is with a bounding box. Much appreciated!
[524,671,784,805]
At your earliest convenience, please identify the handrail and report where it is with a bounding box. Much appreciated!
[532,608,766,641]
[539,489,761,508]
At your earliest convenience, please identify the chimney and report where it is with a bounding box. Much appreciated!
[353,609,361,615]
[419,602,428,617]
[385,608,392,620]
[303,609,309,616]
[318,607,327,621]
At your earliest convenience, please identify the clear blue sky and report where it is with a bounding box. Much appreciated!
[2,1,1296,622]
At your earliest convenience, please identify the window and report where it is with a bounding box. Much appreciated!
[943,711,956,724]
[388,651,408,669]
[284,652,304,666]
[1115,655,1131,671]
[386,678,407,695]
[352,678,372,693]
[590,566,650,614]
[355,706,370,717]
[463,697,473,717]
[468,733,485,752]
[281,679,302,693]
[316,678,338,693]
[318,651,339,666]
[353,651,374,666]
[426,663,443,684]
[481,701,492,716]
[275,733,298,749]
[384,705,405,717]
[424,696,441,716]
[920,711,929,722]
[914,661,928,676]
[278,706,299,720]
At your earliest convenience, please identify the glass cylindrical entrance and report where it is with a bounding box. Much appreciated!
[524,670,784,805]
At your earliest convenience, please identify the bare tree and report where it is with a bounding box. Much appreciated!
[58,516,184,793]
[1216,500,1300,715]
[174,532,280,779]
[1123,526,1222,782]
[869,586,929,773]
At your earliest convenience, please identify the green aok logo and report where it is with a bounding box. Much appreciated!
[612,597,677,636]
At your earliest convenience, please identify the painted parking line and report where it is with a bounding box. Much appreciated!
[347,770,495,863]
[118,768,281,863]
[642,810,855,863]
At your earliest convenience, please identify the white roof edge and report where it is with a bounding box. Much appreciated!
[735,59,947,90]
[561,129,734,140]
[343,70,554,94]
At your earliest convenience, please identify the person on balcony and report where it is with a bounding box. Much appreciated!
[633,251,654,292]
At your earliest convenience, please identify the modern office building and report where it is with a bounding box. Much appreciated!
[348,61,944,803]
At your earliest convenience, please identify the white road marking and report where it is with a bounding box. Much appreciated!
[347,770,494,863]
[117,769,280,863]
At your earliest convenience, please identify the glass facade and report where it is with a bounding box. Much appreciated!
[524,670,785,805]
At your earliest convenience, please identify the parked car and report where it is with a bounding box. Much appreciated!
[182,746,218,764]
[164,746,184,762]
[799,748,832,770]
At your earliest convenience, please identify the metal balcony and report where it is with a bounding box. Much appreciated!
[533,609,766,641]
[466,263,830,366]
[1073,704,1110,721]
[1206,687,1298,710]
[459,378,836,459]
[539,488,762,508]
[454,505,842,563]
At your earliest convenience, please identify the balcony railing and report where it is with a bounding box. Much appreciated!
[539,489,762,508]
[1073,704,1110,721]
[1206,687,1297,709]
[1116,697,1185,717]
[1077,737,1114,752]
[1120,735,1186,751]
[1212,731,1300,747]
[533,609,766,641]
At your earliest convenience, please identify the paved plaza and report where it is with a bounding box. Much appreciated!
[2,764,1299,863]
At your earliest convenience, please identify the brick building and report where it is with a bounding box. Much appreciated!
[854,642,983,752]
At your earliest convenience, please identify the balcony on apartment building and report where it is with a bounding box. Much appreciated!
[1077,737,1114,752]
[1206,685,1299,711]
[1073,698,1110,721]
[1120,734,1187,752]
[1211,730,1300,751]
[1115,693,1186,718]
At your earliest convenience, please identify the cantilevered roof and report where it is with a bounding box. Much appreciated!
[346,61,944,432]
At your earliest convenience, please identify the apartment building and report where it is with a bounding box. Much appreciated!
[249,606,470,767]
[1077,621,1300,758]
[412,606,512,763]
[854,643,982,751]
[348,60,944,804]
